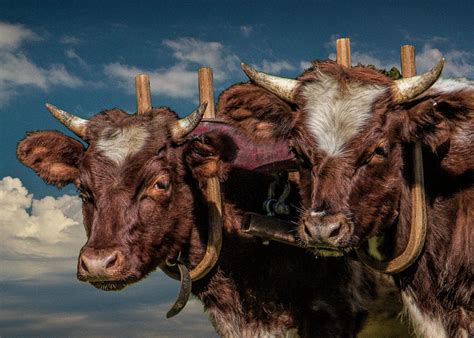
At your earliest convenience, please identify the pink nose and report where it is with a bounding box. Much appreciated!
[302,211,353,247]
[78,248,124,281]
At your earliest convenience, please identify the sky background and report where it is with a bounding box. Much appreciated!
[0,0,472,336]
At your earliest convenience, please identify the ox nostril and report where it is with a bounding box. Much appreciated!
[80,257,90,273]
[104,253,118,270]
[321,222,342,242]
[328,223,341,240]
[304,223,315,239]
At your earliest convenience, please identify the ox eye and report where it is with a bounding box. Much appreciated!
[154,180,170,190]
[374,146,387,157]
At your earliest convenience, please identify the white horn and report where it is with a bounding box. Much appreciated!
[392,58,445,104]
[241,63,300,103]
[45,103,88,139]
[170,102,207,140]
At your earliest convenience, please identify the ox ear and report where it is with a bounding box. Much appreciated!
[185,131,237,184]
[17,131,85,187]
[401,86,474,150]
[217,83,296,144]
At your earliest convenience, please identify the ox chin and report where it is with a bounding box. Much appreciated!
[90,280,130,291]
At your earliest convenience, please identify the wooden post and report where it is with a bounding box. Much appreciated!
[198,68,216,119]
[400,45,416,77]
[190,67,223,281]
[135,74,152,115]
[336,38,351,67]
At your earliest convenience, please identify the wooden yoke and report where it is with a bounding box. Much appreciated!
[190,67,223,281]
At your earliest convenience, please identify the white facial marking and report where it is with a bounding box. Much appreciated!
[301,72,386,156]
[401,291,447,338]
[96,125,148,165]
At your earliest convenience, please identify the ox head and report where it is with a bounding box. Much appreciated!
[219,59,471,256]
[17,104,236,290]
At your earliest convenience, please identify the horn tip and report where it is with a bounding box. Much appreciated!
[240,62,252,73]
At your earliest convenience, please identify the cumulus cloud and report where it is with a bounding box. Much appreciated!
[0,176,85,280]
[0,21,83,106]
[253,59,296,74]
[104,38,240,98]
[416,43,474,78]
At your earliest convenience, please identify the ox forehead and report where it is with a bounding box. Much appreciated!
[96,125,149,165]
[300,71,386,156]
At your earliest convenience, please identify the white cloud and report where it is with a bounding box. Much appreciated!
[59,35,80,45]
[65,48,88,68]
[416,43,474,78]
[0,176,85,280]
[0,22,83,106]
[299,60,312,71]
[104,38,240,98]
[0,22,40,50]
[253,59,296,74]
[240,25,253,37]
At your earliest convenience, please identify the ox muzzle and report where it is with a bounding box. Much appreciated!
[300,210,354,249]
[77,247,125,283]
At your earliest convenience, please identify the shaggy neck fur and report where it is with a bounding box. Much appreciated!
[389,119,473,338]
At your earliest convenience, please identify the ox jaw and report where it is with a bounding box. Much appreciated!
[89,280,130,291]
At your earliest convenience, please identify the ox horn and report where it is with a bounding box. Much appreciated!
[392,58,445,104]
[170,102,207,141]
[45,103,88,139]
[241,63,300,103]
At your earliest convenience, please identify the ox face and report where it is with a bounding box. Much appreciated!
[17,107,232,290]
[219,60,450,253]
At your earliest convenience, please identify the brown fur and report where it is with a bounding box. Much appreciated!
[218,60,473,336]
[17,106,374,337]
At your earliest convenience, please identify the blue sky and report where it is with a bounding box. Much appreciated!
[0,0,473,336]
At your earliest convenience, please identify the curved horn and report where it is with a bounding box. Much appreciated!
[45,103,88,139]
[241,63,300,103]
[170,102,207,140]
[392,58,445,104]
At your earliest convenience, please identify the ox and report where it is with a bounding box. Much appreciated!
[217,60,473,337]
[17,103,374,337]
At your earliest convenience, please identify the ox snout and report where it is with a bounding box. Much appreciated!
[300,211,354,248]
[77,247,125,283]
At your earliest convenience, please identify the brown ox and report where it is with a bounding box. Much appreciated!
[17,104,374,337]
[218,60,473,337]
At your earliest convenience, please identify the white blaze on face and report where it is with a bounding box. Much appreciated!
[301,72,386,156]
[96,125,149,165]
